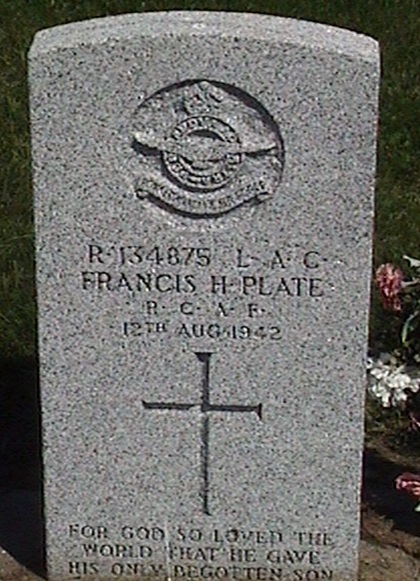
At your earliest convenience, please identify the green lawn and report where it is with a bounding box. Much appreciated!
[0,0,419,362]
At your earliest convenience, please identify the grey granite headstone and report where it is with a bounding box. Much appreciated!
[29,12,379,581]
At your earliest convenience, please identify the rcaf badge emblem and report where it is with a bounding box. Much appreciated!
[132,80,283,216]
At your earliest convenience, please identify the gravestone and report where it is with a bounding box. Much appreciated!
[29,12,379,581]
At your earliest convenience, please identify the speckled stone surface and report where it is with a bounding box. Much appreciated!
[29,12,380,581]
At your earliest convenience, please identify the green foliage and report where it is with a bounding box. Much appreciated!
[0,0,419,361]
[400,256,420,360]
[365,394,420,459]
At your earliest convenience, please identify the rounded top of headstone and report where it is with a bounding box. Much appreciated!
[29,11,378,64]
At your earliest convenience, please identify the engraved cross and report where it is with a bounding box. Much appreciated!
[142,352,262,515]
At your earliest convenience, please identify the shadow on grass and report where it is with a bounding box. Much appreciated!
[363,448,420,539]
[0,358,45,578]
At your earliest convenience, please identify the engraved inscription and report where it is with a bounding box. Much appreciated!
[132,80,284,216]
[142,352,262,515]
[80,243,329,342]
[66,524,335,580]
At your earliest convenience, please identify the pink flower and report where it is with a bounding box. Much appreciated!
[375,263,403,312]
[395,472,420,499]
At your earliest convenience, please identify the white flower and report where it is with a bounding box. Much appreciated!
[410,380,420,393]
[367,356,420,408]
[387,368,411,390]
[369,365,389,381]
[392,389,409,405]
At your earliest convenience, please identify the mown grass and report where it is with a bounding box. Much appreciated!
[0,0,419,361]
